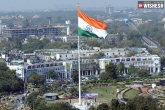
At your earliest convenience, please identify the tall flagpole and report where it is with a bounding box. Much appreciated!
[77,3,81,105]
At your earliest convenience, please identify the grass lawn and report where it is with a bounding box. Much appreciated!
[86,86,123,103]
[123,89,139,101]
[46,86,124,104]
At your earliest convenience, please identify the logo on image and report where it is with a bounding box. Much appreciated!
[138,3,143,8]
[138,1,164,9]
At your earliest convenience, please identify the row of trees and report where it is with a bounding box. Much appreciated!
[138,21,165,47]
[0,37,78,53]
[99,62,150,81]
[27,92,163,110]
[28,69,57,86]
[86,29,143,49]
[89,96,163,110]
[106,21,130,34]
[26,92,79,110]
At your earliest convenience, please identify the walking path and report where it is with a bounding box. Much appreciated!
[117,88,131,104]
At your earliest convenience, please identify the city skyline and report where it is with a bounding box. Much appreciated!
[0,0,144,11]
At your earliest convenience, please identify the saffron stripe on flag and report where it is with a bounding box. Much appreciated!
[78,9,106,30]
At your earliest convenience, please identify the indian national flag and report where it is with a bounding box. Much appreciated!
[78,9,108,39]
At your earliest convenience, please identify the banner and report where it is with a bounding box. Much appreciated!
[75,93,98,98]
[66,64,70,70]
[104,61,109,66]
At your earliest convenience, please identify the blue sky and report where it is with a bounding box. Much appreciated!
[0,0,161,11]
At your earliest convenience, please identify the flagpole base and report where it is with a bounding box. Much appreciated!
[72,102,88,110]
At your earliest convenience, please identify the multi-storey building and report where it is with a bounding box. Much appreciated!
[13,59,100,81]
[3,26,59,37]
[15,62,65,81]
[99,54,160,74]
[105,5,114,14]
[63,59,100,77]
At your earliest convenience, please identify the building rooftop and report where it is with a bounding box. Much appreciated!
[44,93,58,96]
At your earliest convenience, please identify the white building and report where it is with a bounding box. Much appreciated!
[15,62,65,81]
[105,5,114,14]
[99,54,160,74]
[14,58,100,81]
[72,48,128,58]
[56,53,77,60]
[63,59,100,77]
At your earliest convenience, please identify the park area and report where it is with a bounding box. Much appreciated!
[46,85,125,104]
[123,89,140,101]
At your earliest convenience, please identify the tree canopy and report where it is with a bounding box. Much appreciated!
[136,68,150,77]
[0,63,24,93]
[72,70,79,84]
[99,63,117,80]
[48,70,56,79]
[128,64,137,76]
[28,72,45,86]
[105,63,117,79]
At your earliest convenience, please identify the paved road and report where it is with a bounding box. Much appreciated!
[128,22,164,53]
[1,88,38,110]
[1,94,23,110]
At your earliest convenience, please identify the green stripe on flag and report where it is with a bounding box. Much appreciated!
[78,27,103,38]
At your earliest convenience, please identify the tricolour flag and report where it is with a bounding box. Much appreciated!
[78,9,108,39]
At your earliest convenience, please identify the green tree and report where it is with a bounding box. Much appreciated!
[127,30,142,40]
[13,36,23,49]
[44,42,72,50]
[105,63,117,79]
[87,40,101,47]
[26,92,39,108]
[127,96,159,110]
[97,103,109,110]
[161,56,165,70]
[0,62,9,71]
[89,52,105,59]
[117,40,133,48]
[125,101,135,110]
[81,86,88,93]
[23,38,50,53]
[111,99,120,110]
[99,72,109,81]
[52,81,62,91]
[35,98,48,110]
[128,64,136,76]
[88,106,96,110]
[28,72,45,86]
[100,43,111,49]
[126,50,138,57]
[117,62,125,75]
[0,63,23,93]
[48,102,79,110]
[69,87,77,95]
[38,86,47,95]
[72,70,79,84]
[48,70,56,79]
[136,69,149,77]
